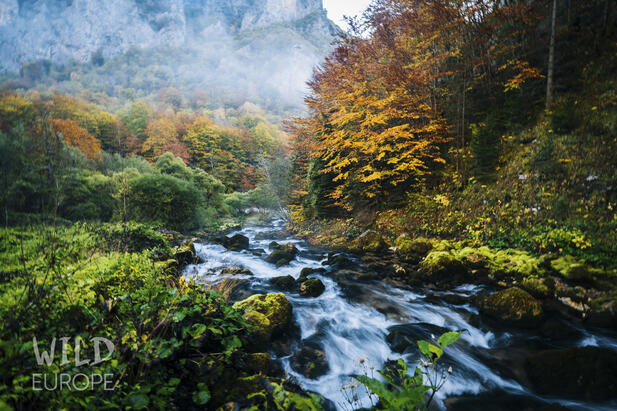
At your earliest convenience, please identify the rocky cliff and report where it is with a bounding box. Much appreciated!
[0,0,335,71]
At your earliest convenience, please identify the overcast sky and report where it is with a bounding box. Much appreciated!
[322,0,372,29]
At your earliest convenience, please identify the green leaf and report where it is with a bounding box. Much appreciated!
[418,340,443,360]
[127,394,149,410]
[355,376,394,405]
[193,383,211,405]
[172,310,186,323]
[438,331,461,348]
[188,323,207,338]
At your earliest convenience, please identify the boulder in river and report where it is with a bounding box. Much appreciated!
[211,277,252,303]
[386,323,449,353]
[265,242,299,267]
[270,275,297,291]
[298,267,326,282]
[525,346,617,401]
[218,234,250,251]
[220,267,253,276]
[480,287,543,326]
[299,278,325,298]
[173,239,200,267]
[290,346,330,379]
[233,293,293,343]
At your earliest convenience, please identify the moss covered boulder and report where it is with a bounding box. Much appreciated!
[173,240,199,267]
[395,235,433,263]
[356,230,388,253]
[480,287,543,325]
[300,279,325,298]
[525,347,617,401]
[233,293,293,343]
[265,242,299,267]
[418,250,468,284]
[551,256,598,283]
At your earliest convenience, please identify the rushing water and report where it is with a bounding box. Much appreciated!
[184,219,617,410]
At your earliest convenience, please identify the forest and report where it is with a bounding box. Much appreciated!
[1,0,617,410]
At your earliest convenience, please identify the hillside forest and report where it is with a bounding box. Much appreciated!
[1,0,617,410]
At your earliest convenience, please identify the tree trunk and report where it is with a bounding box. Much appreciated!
[546,0,557,110]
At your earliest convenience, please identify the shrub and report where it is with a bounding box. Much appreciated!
[129,173,204,230]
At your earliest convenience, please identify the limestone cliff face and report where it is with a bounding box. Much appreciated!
[0,0,333,71]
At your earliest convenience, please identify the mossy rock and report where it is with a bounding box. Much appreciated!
[394,235,433,263]
[270,275,296,291]
[265,243,299,267]
[480,287,543,326]
[551,256,599,283]
[356,230,388,253]
[173,240,198,266]
[418,250,468,283]
[299,279,325,298]
[233,293,293,343]
[525,346,617,401]
[521,276,554,299]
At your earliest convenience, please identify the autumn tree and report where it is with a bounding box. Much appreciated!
[51,119,102,161]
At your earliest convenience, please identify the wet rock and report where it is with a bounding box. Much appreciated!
[356,230,388,253]
[210,278,253,303]
[550,256,598,283]
[480,287,543,326]
[174,240,200,266]
[220,267,254,276]
[540,319,583,341]
[219,234,250,251]
[323,253,355,268]
[270,275,297,291]
[418,251,468,284]
[299,278,325,297]
[394,235,433,263]
[587,299,617,327]
[290,346,329,379]
[440,293,470,306]
[265,242,299,267]
[233,293,293,343]
[298,267,326,282]
[525,346,617,401]
[386,323,449,353]
[521,276,555,299]
[250,248,266,257]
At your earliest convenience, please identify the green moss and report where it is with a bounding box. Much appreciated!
[550,256,601,282]
[521,275,553,298]
[233,293,293,341]
[394,235,433,263]
[418,250,468,281]
[481,287,543,325]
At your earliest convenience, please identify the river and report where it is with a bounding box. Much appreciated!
[184,219,617,410]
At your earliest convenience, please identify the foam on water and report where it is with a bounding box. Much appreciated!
[186,221,617,410]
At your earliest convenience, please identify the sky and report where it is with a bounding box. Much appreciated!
[322,0,372,30]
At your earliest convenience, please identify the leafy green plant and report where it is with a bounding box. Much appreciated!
[354,331,461,411]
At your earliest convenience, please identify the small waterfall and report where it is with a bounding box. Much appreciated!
[184,219,617,411]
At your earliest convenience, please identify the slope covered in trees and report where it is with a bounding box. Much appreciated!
[0,90,289,230]
[290,0,617,267]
